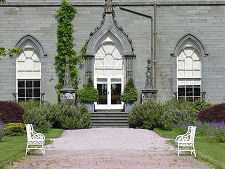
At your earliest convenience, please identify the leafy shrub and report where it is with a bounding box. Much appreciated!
[46,103,91,129]
[77,78,98,102]
[23,105,52,133]
[19,99,40,113]
[160,99,197,130]
[0,101,24,124]
[23,102,91,131]
[129,100,162,129]
[190,99,213,113]
[121,78,138,102]
[4,123,26,136]
[60,104,91,129]
[197,103,225,123]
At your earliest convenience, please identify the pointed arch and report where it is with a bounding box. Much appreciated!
[174,34,207,58]
[85,14,134,56]
[16,35,47,57]
[174,34,207,102]
[15,35,43,102]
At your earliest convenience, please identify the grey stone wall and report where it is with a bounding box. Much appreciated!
[0,0,225,104]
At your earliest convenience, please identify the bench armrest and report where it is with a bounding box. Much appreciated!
[175,134,190,142]
[32,133,45,140]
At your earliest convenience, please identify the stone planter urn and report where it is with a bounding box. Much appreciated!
[84,102,95,112]
[124,102,135,112]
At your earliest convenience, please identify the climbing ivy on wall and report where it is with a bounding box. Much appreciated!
[55,0,83,101]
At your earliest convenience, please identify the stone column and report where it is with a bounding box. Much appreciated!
[124,55,135,82]
[84,55,94,83]
[141,58,157,103]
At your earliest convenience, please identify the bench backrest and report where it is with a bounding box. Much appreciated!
[26,124,32,140]
[188,126,196,143]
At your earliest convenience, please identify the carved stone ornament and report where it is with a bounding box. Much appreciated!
[60,58,76,103]
[141,58,157,103]
[85,0,134,56]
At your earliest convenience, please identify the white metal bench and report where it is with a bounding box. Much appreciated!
[26,124,45,155]
[175,126,196,157]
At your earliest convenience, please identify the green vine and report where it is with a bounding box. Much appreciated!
[0,47,21,61]
[8,47,21,56]
[55,0,83,102]
[0,47,6,58]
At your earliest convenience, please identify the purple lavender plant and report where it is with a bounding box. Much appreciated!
[0,121,5,141]
[209,122,225,142]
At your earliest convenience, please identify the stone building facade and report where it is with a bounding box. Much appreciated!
[0,0,225,110]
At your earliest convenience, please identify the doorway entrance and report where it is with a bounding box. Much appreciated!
[94,77,123,110]
[94,37,124,110]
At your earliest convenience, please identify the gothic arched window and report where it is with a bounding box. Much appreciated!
[177,47,201,101]
[16,37,42,102]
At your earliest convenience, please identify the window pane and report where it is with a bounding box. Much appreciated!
[34,81,40,88]
[186,86,193,96]
[18,89,25,97]
[34,89,40,97]
[18,98,25,102]
[194,86,201,96]
[26,81,32,88]
[18,81,25,88]
[178,86,185,96]
[26,89,33,97]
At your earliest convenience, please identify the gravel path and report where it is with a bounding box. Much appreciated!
[11,128,212,169]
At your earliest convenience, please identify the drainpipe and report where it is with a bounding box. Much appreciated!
[118,7,153,87]
[153,0,157,89]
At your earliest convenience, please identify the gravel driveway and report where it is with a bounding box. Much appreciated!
[11,128,212,169]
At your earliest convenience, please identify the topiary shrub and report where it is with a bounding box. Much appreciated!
[77,77,98,102]
[0,101,24,124]
[121,78,138,102]
[4,123,26,136]
[197,103,225,123]
[160,99,197,130]
[128,100,162,129]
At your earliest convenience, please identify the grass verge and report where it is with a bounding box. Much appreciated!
[154,128,225,169]
[0,128,63,169]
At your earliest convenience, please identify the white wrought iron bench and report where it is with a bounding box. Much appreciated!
[175,126,196,157]
[26,124,45,155]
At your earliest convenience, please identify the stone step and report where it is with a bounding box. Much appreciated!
[91,112,129,128]
[91,117,128,120]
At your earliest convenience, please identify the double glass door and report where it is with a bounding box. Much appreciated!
[95,77,123,110]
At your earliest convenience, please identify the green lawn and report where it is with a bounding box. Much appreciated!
[0,128,63,168]
[154,128,225,169]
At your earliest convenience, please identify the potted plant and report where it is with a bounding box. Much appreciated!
[120,78,138,112]
[77,77,98,112]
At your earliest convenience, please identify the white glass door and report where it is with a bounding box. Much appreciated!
[95,77,123,110]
